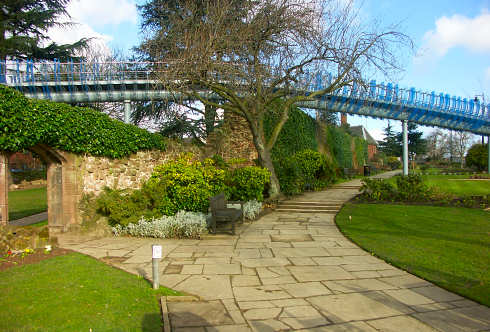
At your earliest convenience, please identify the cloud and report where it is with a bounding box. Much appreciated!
[416,11,490,61]
[46,0,137,57]
[66,0,137,27]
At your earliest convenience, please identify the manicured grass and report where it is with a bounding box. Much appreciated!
[24,219,48,227]
[386,174,490,196]
[336,203,490,306]
[0,252,182,331]
[424,174,490,196]
[8,187,47,220]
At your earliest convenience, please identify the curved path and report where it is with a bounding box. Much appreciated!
[60,172,490,331]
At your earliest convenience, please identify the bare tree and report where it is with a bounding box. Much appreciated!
[454,131,475,168]
[141,0,412,197]
[426,129,445,161]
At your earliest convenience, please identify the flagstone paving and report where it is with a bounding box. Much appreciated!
[59,171,490,331]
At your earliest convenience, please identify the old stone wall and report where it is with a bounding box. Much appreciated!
[80,142,201,196]
[206,111,258,164]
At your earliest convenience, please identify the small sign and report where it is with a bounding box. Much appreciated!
[152,245,162,259]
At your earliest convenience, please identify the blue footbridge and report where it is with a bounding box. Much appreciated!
[1,60,489,174]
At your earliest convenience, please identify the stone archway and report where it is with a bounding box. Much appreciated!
[0,144,81,234]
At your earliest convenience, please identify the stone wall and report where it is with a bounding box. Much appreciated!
[80,142,199,195]
[0,141,201,233]
[206,111,258,164]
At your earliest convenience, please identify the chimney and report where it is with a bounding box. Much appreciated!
[340,113,347,125]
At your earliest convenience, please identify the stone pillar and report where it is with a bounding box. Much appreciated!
[47,162,64,233]
[0,152,8,224]
[402,120,408,176]
[488,136,490,175]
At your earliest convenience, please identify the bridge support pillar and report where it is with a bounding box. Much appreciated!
[488,136,490,175]
[402,120,409,176]
[124,100,131,124]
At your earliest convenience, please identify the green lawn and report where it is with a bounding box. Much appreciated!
[424,174,490,196]
[0,252,182,332]
[8,187,47,220]
[336,203,490,306]
[386,174,490,196]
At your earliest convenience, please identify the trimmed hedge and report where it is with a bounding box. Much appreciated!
[0,85,166,157]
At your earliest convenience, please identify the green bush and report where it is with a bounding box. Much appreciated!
[225,166,270,201]
[11,169,46,184]
[95,188,153,226]
[0,85,166,157]
[360,174,432,202]
[148,154,226,214]
[395,174,432,201]
[466,144,488,171]
[359,178,397,201]
[387,156,401,170]
[275,149,336,195]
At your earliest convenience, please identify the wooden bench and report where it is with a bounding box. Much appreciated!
[343,168,357,179]
[209,193,244,235]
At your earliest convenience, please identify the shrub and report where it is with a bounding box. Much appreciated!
[0,85,166,157]
[466,144,488,171]
[112,211,208,239]
[148,153,226,214]
[387,157,401,170]
[225,166,270,201]
[395,174,432,201]
[360,174,432,202]
[275,149,336,195]
[359,178,397,201]
[95,188,152,226]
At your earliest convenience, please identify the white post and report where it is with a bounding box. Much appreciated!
[124,100,131,124]
[152,245,162,290]
[402,120,409,176]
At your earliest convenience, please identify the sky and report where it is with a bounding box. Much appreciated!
[47,0,490,141]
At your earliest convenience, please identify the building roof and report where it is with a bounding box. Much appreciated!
[349,125,378,146]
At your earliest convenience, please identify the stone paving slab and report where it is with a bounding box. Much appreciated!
[59,171,490,331]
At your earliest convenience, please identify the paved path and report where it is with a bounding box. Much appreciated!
[9,211,47,226]
[59,171,490,331]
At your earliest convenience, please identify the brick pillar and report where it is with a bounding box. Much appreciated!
[0,152,8,224]
[340,113,347,125]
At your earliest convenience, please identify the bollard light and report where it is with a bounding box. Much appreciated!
[152,245,162,289]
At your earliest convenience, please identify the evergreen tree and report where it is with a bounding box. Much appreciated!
[0,0,89,61]
[396,122,427,159]
[379,121,400,156]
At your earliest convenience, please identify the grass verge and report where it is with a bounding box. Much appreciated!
[8,187,47,220]
[0,252,182,331]
[336,203,490,306]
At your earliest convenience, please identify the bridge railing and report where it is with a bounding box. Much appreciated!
[1,60,488,119]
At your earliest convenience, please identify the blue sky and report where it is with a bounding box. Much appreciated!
[48,0,490,141]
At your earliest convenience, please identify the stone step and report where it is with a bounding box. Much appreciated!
[280,201,343,206]
[275,208,339,213]
[276,204,341,210]
[330,186,361,190]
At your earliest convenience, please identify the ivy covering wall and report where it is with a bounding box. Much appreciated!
[265,106,368,169]
[264,106,318,161]
[0,85,166,158]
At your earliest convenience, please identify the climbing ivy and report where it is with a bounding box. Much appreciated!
[0,85,166,157]
[264,105,318,161]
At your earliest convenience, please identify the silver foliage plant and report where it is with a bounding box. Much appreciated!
[112,200,263,238]
[243,200,262,220]
[112,211,208,239]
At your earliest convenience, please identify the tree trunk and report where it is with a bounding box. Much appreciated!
[252,133,281,199]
